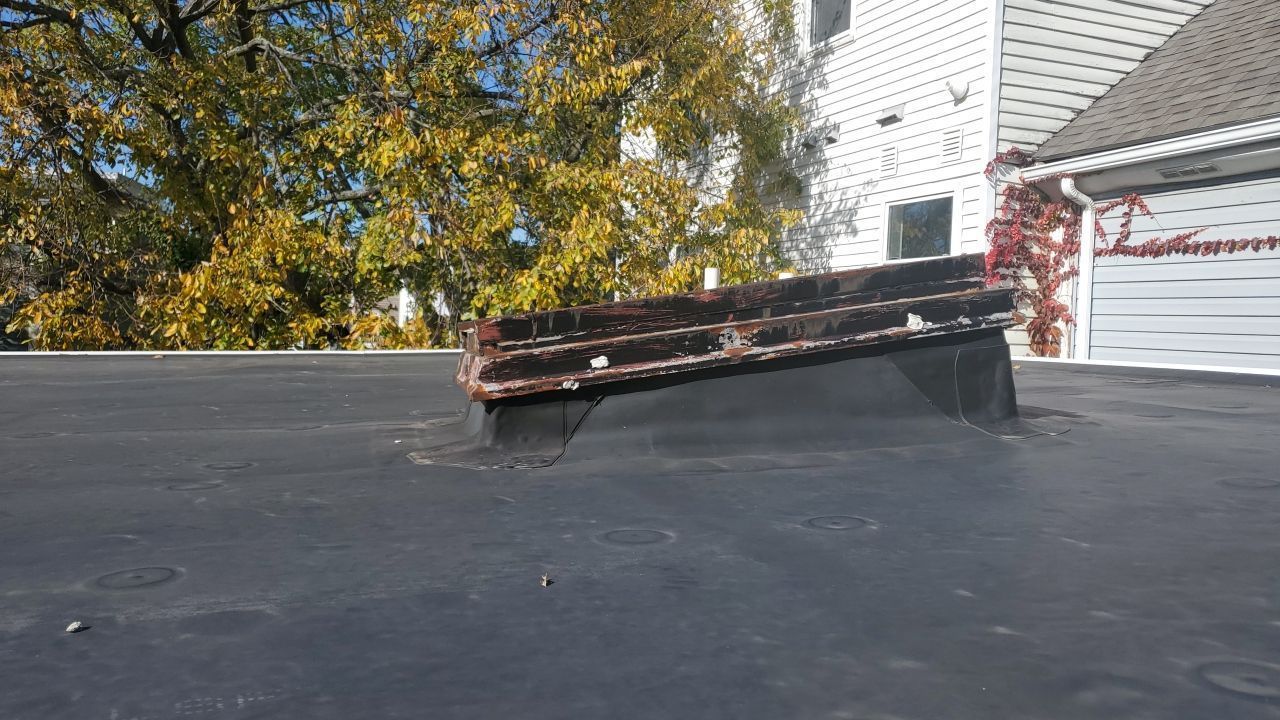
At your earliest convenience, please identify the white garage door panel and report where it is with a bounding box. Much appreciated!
[1089,173,1280,370]
[1090,347,1280,370]
[1091,331,1278,355]
[1092,277,1280,299]
[1093,257,1280,282]
[1092,297,1280,316]
[1097,202,1280,234]
[1091,316,1280,335]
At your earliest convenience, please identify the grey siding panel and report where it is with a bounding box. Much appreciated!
[1093,278,1280,299]
[1093,297,1280,317]
[1092,257,1280,283]
[1090,174,1280,370]
[996,0,1207,154]
[1092,331,1278,354]
[1092,316,1280,335]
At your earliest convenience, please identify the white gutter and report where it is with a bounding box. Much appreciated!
[980,0,1006,219]
[1021,116,1280,181]
[1060,177,1094,361]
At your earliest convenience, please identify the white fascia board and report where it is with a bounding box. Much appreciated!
[1020,116,1280,183]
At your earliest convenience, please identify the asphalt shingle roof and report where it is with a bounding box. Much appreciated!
[1035,0,1280,161]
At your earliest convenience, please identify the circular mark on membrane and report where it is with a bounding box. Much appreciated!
[166,480,224,491]
[1067,672,1158,711]
[204,461,254,471]
[1197,661,1280,701]
[1219,476,1280,490]
[805,515,871,531]
[95,566,178,590]
[601,529,673,545]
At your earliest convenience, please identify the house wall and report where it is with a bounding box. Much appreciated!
[993,0,1208,356]
[771,0,996,273]
[1090,171,1280,370]
[762,0,1212,270]
[996,0,1211,154]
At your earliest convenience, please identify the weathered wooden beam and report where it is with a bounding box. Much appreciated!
[456,286,1014,401]
[479,276,986,355]
[458,254,986,354]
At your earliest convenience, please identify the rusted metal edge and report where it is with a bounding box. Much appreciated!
[456,289,1015,401]
[458,254,986,351]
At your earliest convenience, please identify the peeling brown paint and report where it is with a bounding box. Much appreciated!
[454,256,1015,401]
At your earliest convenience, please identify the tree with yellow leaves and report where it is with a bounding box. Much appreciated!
[1,0,798,349]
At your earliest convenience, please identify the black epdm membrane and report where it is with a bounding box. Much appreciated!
[412,328,1056,470]
[2,339,1279,719]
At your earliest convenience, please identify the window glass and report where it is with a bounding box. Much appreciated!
[887,197,953,260]
[811,0,850,44]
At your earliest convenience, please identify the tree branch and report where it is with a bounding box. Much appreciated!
[0,0,80,26]
[175,0,221,25]
[233,0,257,72]
[0,15,57,29]
[228,36,353,71]
[476,8,554,60]
[309,185,382,209]
[248,0,320,14]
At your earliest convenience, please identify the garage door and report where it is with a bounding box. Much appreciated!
[1091,172,1280,370]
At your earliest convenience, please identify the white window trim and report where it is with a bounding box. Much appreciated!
[801,0,854,53]
[879,189,962,265]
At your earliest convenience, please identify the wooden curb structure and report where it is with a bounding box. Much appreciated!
[455,254,1015,401]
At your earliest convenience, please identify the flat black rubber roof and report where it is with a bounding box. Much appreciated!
[2,354,1278,719]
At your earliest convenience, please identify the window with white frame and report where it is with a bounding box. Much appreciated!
[886,196,953,260]
[811,0,851,45]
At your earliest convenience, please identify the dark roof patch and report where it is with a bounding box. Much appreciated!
[1036,0,1280,161]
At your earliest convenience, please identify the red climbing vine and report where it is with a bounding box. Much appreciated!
[1093,193,1280,258]
[984,148,1079,358]
[984,147,1280,357]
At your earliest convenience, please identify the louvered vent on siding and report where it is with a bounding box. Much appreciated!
[879,146,898,177]
[940,128,964,164]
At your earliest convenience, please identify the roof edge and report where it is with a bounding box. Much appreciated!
[1021,116,1280,184]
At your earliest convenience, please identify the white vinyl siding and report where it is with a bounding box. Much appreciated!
[774,0,994,272]
[996,0,1211,154]
[1090,173,1280,370]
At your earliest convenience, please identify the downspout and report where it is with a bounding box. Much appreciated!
[1060,177,1094,360]
[980,0,1006,222]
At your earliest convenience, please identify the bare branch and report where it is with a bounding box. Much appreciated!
[476,7,554,60]
[0,15,57,29]
[248,0,320,14]
[228,36,353,71]
[309,185,382,209]
[0,0,80,26]
[176,0,221,23]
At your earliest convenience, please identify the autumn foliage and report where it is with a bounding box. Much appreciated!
[1093,194,1280,258]
[1,0,798,349]
[984,148,1079,358]
[986,148,1280,357]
